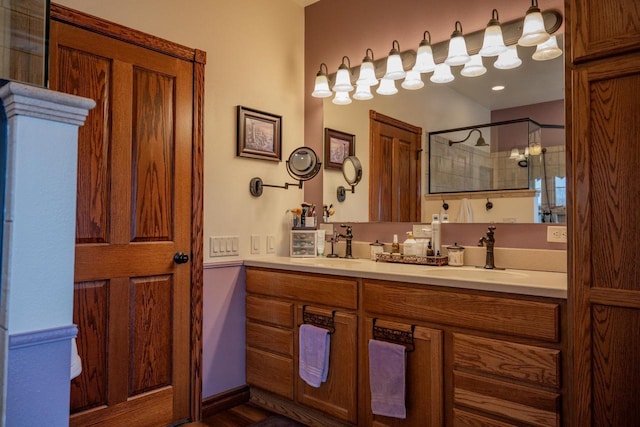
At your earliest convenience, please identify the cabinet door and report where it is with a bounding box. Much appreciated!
[570,54,640,426]
[570,0,640,62]
[360,318,443,427]
[296,307,358,424]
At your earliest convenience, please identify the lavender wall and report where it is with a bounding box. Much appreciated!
[202,263,246,398]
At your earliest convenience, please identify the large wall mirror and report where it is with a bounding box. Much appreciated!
[322,34,565,224]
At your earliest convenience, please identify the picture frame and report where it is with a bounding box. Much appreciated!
[237,106,282,161]
[324,128,355,169]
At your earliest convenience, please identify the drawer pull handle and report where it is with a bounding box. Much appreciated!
[302,305,335,334]
[372,318,415,352]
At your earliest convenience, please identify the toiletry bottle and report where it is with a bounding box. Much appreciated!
[426,239,434,256]
[403,231,417,256]
[431,213,441,255]
[391,234,400,253]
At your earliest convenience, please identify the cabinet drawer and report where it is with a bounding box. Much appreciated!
[363,280,560,342]
[453,408,518,427]
[246,268,357,310]
[453,333,560,388]
[247,295,293,328]
[454,371,560,427]
[246,347,293,400]
[247,321,293,357]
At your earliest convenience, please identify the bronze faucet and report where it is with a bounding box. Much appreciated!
[337,224,354,259]
[478,226,496,269]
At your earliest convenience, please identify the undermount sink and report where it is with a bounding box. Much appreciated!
[424,267,529,281]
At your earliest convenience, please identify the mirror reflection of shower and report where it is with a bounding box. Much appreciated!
[529,124,566,223]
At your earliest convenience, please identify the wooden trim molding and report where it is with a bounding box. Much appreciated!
[50,4,206,64]
[50,4,206,422]
[202,385,251,419]
[369,109,422,134]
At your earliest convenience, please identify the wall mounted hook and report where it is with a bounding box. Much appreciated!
[485,198,493,211]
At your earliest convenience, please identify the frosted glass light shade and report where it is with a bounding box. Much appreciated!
[376,78,398,95]
[461,54,487,77]
[494,45,522,70]
[356,60,378,86]
[414,40,436,73]
[332,90,352,105]
[312,74,332,98]
[518,3,550,47]
[384,52,405,80]
[532,35,563,61]
[445,34,470,66]
[510,148,520,159]
[353,84,374,100]
[401,69,424,90]
[333,66,354,92]
[479,24,507,57]
[430,63,454,84]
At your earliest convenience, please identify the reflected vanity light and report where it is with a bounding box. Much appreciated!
[353,84,374,100]
[494,45,522,69]
[401,69,425,90]
[376,78,398,95]
[430,63,454,84]
[532,35,562,61]
[460,54,487,77]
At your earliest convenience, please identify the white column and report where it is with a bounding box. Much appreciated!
[0,81,94,426]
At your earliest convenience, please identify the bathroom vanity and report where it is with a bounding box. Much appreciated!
[244,257,567,426]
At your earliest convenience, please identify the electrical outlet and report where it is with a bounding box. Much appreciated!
[546,226,567,243]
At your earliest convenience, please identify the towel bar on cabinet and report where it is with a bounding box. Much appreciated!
[372,318,415,352]
[301,305,336,334]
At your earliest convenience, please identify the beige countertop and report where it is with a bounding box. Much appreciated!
[243,256,567,299]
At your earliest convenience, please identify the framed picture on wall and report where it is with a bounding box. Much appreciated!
[324,128,355,169]
[237,106,282,161]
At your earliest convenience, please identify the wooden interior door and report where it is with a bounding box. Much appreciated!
[369,111,422,222]
[48,12,200,426]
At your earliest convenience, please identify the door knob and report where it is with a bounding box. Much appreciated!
[174,252,189,264]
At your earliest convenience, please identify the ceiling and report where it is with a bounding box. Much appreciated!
[445,35,565,110]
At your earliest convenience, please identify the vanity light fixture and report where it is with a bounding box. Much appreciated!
[356,48,378,86]
[332,56,354,92]
[312,63,332,98]
[376,77,398,95]
[518,0,550,47]
[445,21,470,66]
[384,40,406,80]
[401,69,425,90]
[311,4,563,103]
[460,54,487,77]
[430,63,454,84]
[412,31,436,73]
[479,9,508,57]
[532,35,562,61]
[494,45,522,69]
[448,128,486,147]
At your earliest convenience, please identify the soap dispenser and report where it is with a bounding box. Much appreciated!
[403,231,417,256]
[431,214,441,255]
[391,234,400,254]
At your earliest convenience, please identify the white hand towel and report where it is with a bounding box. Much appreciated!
[299,324,330,388]
[457,198,474,223]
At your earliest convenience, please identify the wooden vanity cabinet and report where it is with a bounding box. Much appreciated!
[363,279,566,427]
[245,268,358,424]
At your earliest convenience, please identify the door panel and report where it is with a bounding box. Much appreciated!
[369,111,421,222]
[49,18,193,426]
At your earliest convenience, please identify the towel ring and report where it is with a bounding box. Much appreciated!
[302,305,336,334]
[372,318,415,352]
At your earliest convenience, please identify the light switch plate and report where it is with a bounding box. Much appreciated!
[250,235,260,254]
[266,235,276,254]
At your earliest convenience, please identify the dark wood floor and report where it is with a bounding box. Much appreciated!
[183,403,285,426]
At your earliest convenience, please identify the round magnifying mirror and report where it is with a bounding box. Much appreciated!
[287,147,321,180]
[342,156,362,186]
[337,156,362,202]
